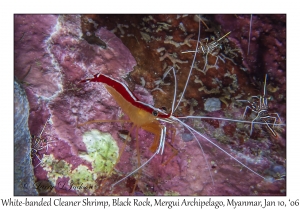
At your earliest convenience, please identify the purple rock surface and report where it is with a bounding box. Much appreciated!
[14,14,286,196]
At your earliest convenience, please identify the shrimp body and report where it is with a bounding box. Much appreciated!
[81,73,170,121]
[80,73,169,154]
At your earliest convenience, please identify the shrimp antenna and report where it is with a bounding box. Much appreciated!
[158,66,177,115]
[174,117,266,180]
[247,14,253,56]
[182,120,215,185]
[216,31,231,43]
[170,67,177,115]
[178,116,286,126]
[112,126,167,188]
[174,16,201,112]
[111,151,158,189]
[263,74,267,96]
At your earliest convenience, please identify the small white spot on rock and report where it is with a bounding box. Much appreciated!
[204,98,221,112]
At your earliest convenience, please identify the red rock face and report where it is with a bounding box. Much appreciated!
[14,14,286,195]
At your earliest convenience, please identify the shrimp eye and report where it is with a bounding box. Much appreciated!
[160,106,167,112]
[152,110,158,117]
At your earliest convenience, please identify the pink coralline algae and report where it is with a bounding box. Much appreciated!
[14,15,136,195]
[14,14,286,195]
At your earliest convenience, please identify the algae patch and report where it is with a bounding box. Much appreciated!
[40,129,119,195]
[41,154,95,194]
[42,154,71,184]
[164,190,181,196]
[70,165,95,191]
[80,129,119,176]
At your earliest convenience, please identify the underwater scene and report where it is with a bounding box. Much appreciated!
[14,14,286,195]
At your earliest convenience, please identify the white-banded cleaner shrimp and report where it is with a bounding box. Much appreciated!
[31,116,56,168]
[237,74,283,137]
[77,15,286,195]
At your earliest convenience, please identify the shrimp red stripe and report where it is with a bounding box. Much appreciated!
[80,73,170,118]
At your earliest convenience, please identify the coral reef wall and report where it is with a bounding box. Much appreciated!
[14,14,286,196]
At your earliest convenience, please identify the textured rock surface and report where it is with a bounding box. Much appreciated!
[14,14,286,195]
[14,80,38,195]
[204,98,221,112]
[14,14,137,195]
